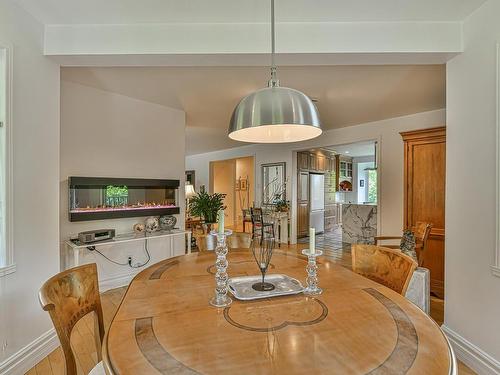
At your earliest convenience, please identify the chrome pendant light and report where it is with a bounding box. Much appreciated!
[228,0,322,143]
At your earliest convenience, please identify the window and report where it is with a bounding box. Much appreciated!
[0,46,14,276]
[367,170,377,203]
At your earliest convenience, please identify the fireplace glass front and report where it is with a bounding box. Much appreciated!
[69,177,180,221]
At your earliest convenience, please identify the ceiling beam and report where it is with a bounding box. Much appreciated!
[45,21,463,66]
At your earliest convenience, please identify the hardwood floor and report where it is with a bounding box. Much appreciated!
[26,240,475,375]
[26,287,127,375]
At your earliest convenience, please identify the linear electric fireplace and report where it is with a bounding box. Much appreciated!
[68,177,180,222]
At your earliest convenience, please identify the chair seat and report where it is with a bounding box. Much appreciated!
[89,361,105,375]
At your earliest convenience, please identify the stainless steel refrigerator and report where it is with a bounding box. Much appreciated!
[309,173,325,234]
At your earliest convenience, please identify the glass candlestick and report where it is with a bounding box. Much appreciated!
[302,248,323,295]
[209,229,233,308]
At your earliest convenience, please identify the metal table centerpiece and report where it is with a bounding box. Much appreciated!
[251,236,275,291]
[228,236,304,300]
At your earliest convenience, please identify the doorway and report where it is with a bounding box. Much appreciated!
[209,156,254,231]
[297,141,378,248]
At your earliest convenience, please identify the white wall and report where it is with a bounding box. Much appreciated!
[445,0,500,371]
[186,109,445,243]
[0,0,60,372]
[60,81,186,289]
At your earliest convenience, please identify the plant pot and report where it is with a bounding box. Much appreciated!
[195,233,217,251]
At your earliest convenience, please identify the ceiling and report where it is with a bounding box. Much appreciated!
[17,0,485,24]
[324,141,376,158]
[61,65,445,155]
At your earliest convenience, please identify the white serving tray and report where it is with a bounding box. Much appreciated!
[228,274,304,301]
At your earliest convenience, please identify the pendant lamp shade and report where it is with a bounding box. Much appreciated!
[227,0,322,143]
[228,86,322,143]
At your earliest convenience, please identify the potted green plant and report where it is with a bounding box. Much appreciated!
[274,198,290,212]
[189,187,226,232]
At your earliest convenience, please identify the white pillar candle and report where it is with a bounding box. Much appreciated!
[310,227,315,254]
[218,209,225,235]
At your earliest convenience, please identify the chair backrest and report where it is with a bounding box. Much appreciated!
[412,222,432,266]
[242,209,252,222]
[413,222,432,247]
[227,232,252,249]
[250,207,263,225]
[39,263,104,375]
[351,245,418,295]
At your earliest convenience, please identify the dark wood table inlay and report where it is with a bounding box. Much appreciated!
[207,260,276,275]
[223,297,328,332]
[135,317,198,374]
[363,288,419,374]
[149,259,180,280]
[104,250,454,375]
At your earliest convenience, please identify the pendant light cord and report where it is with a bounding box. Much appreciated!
[269,0,279,87]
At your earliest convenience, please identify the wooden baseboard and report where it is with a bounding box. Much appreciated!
[442,325,500,375]
[0,329,59,375]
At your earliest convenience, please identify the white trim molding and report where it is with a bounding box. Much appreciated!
[99,272,135,292]
[0,329,59,375]
[491,265,500,277]
[495,43,500,277]
[0,263,16,277]
[0,44,15,276]
[442,325,500,375]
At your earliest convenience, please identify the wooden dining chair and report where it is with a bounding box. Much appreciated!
[374,222,432,266]
[413,222,432,266]
[351,244,418,295]
[39,263,105,375]
[250,207,275,242]
[227,232,252,249]
[242,209,253,233]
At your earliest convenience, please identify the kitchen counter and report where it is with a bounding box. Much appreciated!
[341,203,377,244]
[337,201,377,206]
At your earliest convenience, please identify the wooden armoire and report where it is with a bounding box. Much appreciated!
[401,127,446,298]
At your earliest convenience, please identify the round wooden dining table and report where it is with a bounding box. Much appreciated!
[103,249,456,375]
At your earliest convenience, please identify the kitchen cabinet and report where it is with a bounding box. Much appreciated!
[327,157,336,172]
[306,152,327,172]
[324,203,342,231]
[298,203,309,237]
[339,158,353,178]
[339,161,346,177]
[297,171,309,238]
[298,152,309,170]
[308,153,317,171]
[317,155,326,171]
[325,192,336,205]
[336,155,353,191]
[297,150,336,237]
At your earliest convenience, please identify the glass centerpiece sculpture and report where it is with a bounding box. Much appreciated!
[251,236,276,291]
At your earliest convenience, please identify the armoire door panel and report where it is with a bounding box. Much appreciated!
[408,142,446,229]
[401,127,446,298]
